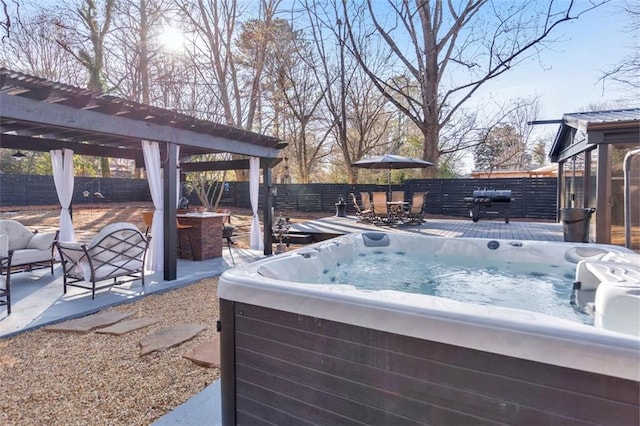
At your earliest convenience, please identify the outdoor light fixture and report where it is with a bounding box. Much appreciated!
[11,150,26,161]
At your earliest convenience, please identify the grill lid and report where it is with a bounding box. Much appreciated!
[471,189,511,202]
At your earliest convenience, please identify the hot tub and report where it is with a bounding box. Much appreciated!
[218,232,640,425]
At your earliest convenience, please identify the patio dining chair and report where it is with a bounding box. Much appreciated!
[407,192,428,224]
[350,193,373,223]
[390,190,408,219]
[391,191,405,203]
[360,192,372,213]
[371,192,391,225]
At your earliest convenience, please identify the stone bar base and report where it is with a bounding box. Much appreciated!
[177,212,228,260]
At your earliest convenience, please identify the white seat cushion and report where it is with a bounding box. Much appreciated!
[69,259,144,281]
[10,248,53,266]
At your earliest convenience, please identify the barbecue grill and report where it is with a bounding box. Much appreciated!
[463,189,511,223]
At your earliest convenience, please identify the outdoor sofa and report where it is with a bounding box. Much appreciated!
[0,219,59,314]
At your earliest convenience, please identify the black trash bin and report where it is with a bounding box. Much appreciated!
[560,208,596,243]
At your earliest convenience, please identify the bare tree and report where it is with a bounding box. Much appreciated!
[53,0,115,92]
[178,0,283,180]
[303,0,394,184]
[474,125,531,174]
[49,0,115,177]
[108,0,174,104]
[0,0,18,40]
[178,0,278,128]
[343,0,607,177]
[275,41,331,183]
[0,6,85,83]
[601,0,640,93]
[473,98,545,174]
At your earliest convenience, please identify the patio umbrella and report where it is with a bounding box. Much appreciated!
[351,154,434,193]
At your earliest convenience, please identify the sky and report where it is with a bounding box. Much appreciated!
[476,0,635,121]
[456,0,635,172]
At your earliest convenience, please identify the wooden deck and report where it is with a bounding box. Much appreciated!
[289,215,564,242]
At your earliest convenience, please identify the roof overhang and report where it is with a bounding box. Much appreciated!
[549,109,640,163]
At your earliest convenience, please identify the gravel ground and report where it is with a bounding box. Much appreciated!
[0,203,327,425]
[0,277,220,425]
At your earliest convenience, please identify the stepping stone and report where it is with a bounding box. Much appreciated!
[96,317,161,335]
[139,324,206,356]
[45,311,135,334]
[183,334,220,368]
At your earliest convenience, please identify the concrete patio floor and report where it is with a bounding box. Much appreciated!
[0,247,264,338]
[1,216,565,425]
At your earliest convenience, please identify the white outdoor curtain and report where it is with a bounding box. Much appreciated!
[249,157,264,250]
[142,140,163,272]
[50,149,76,242]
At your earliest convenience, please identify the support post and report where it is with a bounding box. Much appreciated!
[263,166,273,255]
[163,142,178,280]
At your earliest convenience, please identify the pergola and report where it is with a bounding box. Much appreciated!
[549,108,640,248]
[0,68,286,280]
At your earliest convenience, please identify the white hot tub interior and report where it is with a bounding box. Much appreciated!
[253,232,640,337]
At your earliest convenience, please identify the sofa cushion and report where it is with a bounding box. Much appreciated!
[77,258,144,281]
[10,248,53,266]
[27,232,56,250]
[0,220,34,251]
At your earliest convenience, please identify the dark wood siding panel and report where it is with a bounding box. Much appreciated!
[237,364,428,426]
[237,395,315,426]
[236,321,614,425]
[233,303,640,425]
[238,379,371,426]
[234,315,634,423]
[236,344,552,426]
[236,303,639,405]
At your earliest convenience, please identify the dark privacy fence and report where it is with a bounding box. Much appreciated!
[0,175,152,206]
[0,175,557,220]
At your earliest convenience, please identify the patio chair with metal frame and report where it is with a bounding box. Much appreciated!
[407,192,428,224]
[360,192,373,213]
[391,191,405,203]
[371,192,391,225]
[56,222,150,299]
[350,193,374,223]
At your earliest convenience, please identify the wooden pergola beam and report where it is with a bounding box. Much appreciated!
[1,94,281,159]
[180,158,281,172]
[0,134,143,161]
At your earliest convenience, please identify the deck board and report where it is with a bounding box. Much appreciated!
[288,216,564,242]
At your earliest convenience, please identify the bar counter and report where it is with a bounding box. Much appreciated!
[176,212,229,260]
